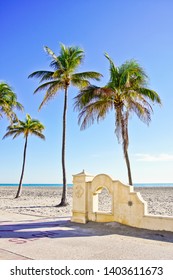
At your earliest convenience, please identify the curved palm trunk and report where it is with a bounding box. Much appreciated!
[57,87,68,206]
[124,149,133,186]
[121,114,133,186]
[15,136,28,198]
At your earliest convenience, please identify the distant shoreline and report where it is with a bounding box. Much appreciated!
[1,183,173,187]
[0,184,73,187]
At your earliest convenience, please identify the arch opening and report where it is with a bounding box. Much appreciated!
[92,186,112,213]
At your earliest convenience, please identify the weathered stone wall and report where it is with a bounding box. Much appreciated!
[71,171,173,232]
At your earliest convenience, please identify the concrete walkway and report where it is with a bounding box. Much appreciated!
[0,210,173,260]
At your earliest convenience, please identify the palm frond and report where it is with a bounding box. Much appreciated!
[44,46,65,71]
[31,131,45,140]
[119,60,147,88]
[3,114,45,140]
[3,130,23,140]
[58,44,84,72]
[137,88,162,104]
[14,101,24,111]
[44,46,59,61]
[38,83,62,110]
[104,53,119,86]
[74,85,101,110]
[33,81,59,94]
[129,100,152,125]
[0,82,23,121]
[28,70,54,80]
[72,79,90,89]
[78,98,112,130]
[72,71,102,81]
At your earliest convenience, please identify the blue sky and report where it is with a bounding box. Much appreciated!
[1,0,173,184]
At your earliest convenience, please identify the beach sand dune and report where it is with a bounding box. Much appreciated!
[0,186,173,218]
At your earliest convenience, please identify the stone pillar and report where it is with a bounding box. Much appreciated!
[71,170,94,223]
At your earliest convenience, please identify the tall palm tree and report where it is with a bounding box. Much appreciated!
[28,43,102,206]
[3,114,45,198]
[0,82,23,122]
[74,54,161,185]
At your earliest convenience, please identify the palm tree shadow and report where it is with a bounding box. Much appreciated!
[0,218,173,243]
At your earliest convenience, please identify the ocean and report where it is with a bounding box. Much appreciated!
[134,183,173,187]
[0,184,73,187]
[0,183,173,187]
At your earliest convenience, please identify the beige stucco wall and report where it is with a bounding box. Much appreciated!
[71,171,173,232]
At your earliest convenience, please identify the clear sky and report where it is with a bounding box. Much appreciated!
[1,0,173,184]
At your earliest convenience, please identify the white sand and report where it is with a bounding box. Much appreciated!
[0,186,173,217]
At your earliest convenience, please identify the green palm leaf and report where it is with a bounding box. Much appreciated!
[0,82,24,122]
[28,70,54,81]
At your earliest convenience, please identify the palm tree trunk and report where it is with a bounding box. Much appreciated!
[121,114,133,186]
[15,136,28,198]
[124,149,133,186]
[57,87,68,206]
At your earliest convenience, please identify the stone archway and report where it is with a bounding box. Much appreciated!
[71,171,173,232]
[86,173,115,222]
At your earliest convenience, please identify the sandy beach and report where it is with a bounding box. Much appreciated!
[1,186,173,260]
[0,186,173,217]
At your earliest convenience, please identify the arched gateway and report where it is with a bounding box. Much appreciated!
[71,170,173,232]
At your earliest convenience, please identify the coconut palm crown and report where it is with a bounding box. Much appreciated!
[28,43,102,206]
[0,82,23,122]
[74,54,161,185]
[3,114,45,198]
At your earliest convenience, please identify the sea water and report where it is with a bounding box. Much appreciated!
[0,184,73,187]
[0,183,173,187]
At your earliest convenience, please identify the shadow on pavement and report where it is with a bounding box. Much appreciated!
[0,218,173,243]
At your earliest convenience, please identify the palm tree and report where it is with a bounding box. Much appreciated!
[28,43,102,206]
[74,54,161,185]
[0,82,23,122]
[3,114,45,198]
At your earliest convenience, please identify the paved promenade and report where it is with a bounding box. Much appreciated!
[0,210,173,260]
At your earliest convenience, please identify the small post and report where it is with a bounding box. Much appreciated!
[71,170,93,223]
